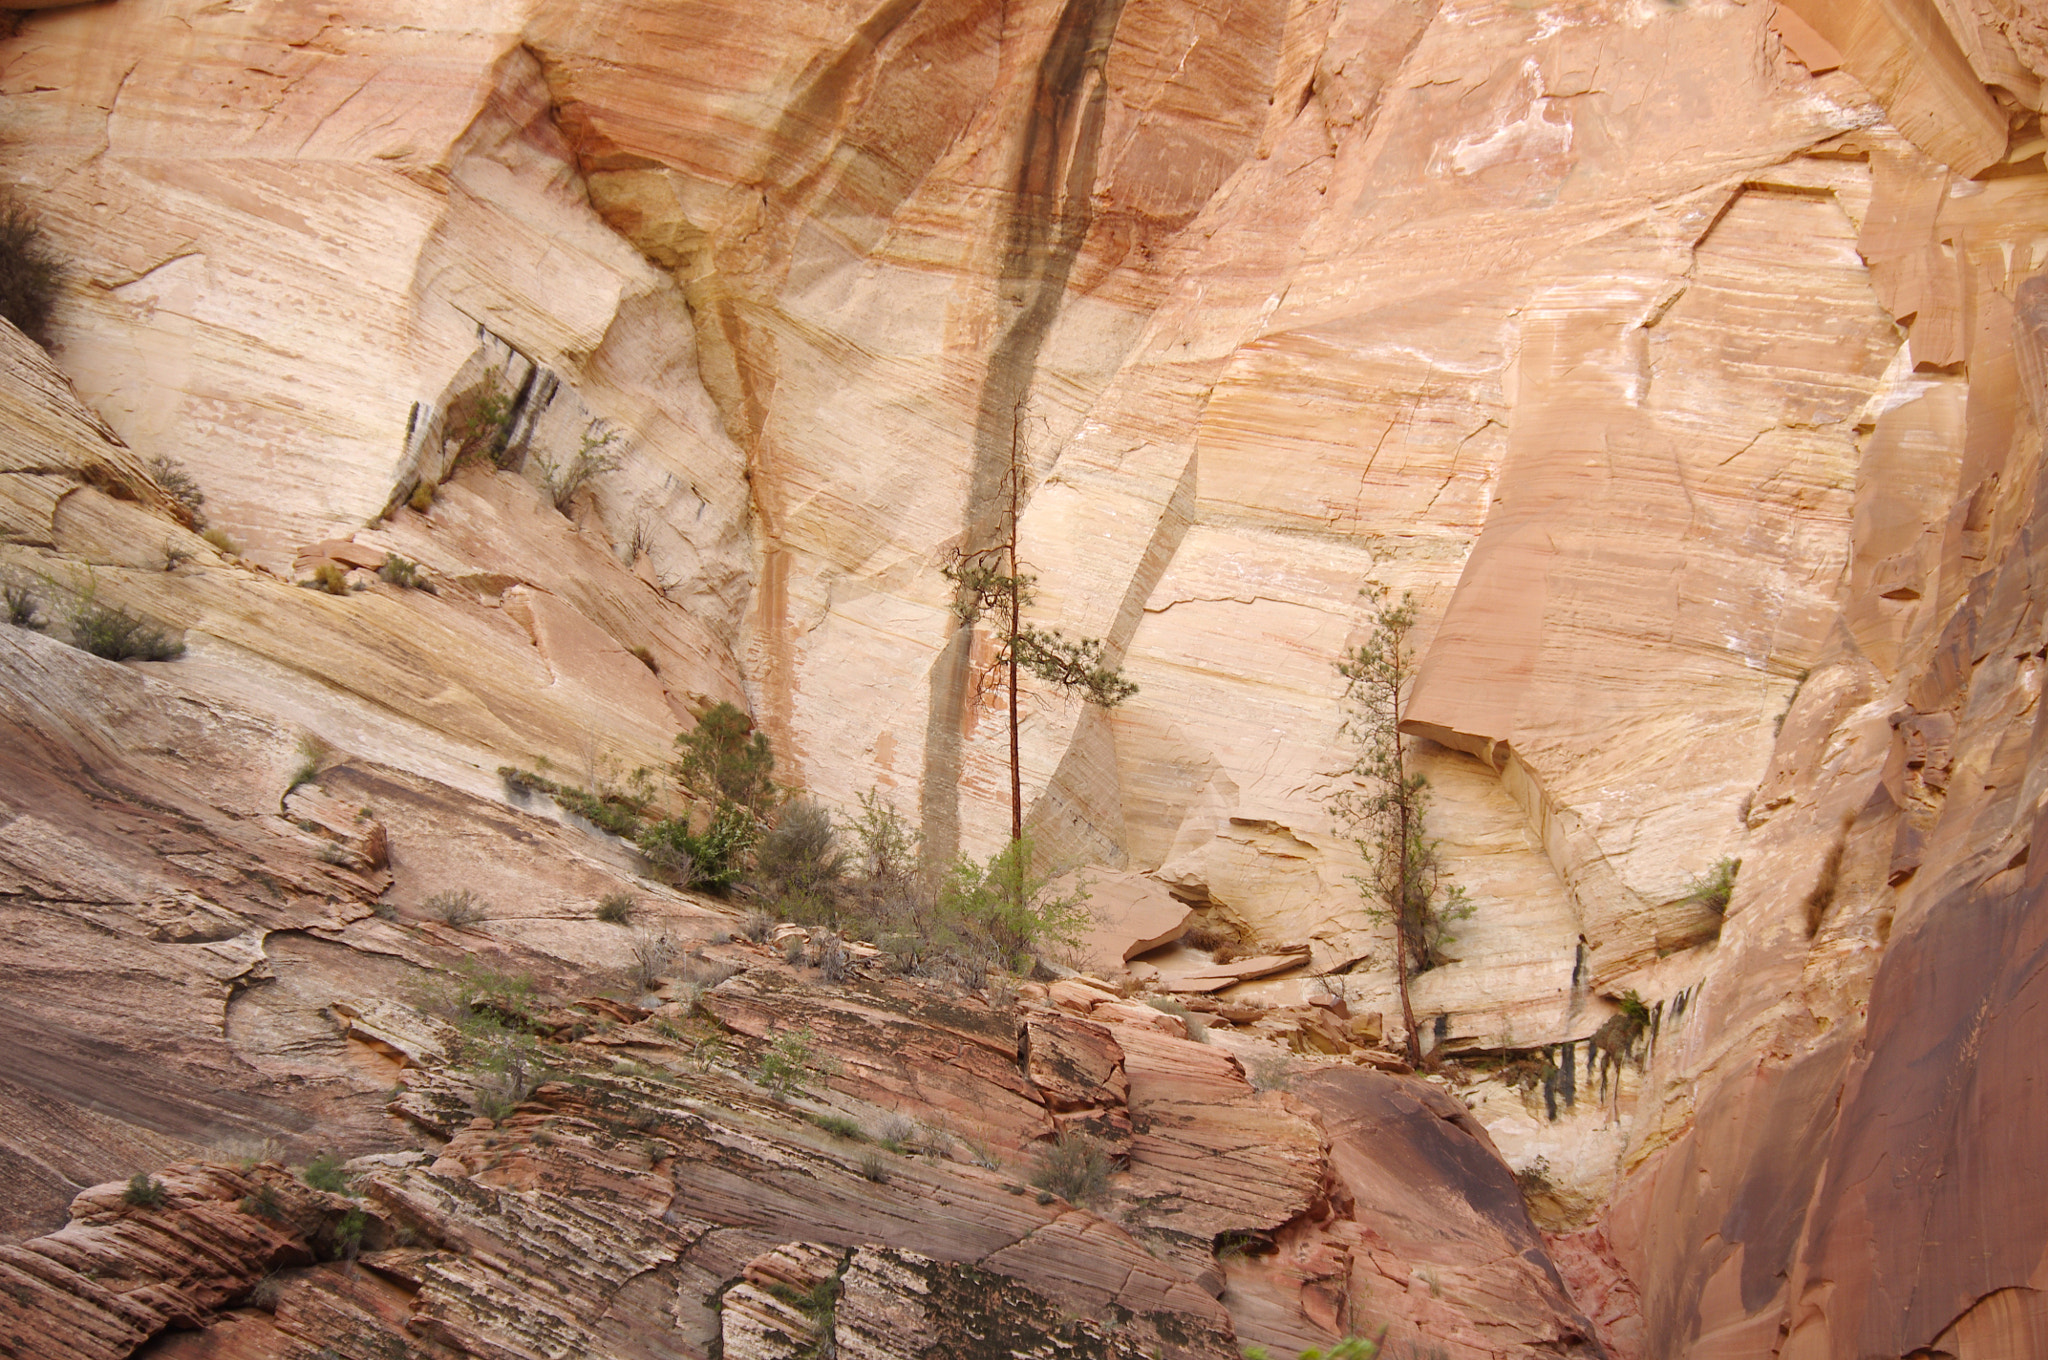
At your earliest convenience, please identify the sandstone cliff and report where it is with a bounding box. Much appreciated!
[1,0,2046,1355]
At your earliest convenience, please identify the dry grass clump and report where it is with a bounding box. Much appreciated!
[425,889,486,927]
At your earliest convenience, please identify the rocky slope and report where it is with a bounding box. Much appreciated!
[1,0,2046,1355]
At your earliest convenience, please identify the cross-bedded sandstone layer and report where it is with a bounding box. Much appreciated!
[2,0,2048,1355]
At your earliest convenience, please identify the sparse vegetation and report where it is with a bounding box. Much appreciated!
[147,455,206,527]
[1329,574,1471,1064]
[4,582,40,630]
[1514,1156,1555,1199]
[289,735,328,792]
[932,835,1090,970]
[331,1207,367,1262]
[628,644,658,672]
[451,367,517,467]
[202,528,236,555]
[240,1184,286,1221]
[740,909,774,943]
[1182,919,1239,953]
[810,1113,865,1140]
[122,1173,166,1209]
[0,200,64,348]
[311,562,350,595]
[300,1153,349,1194]
[762,1272,841,1360]
[815,932,851,984]
[1144,995,1210,1041]
[597,891,637,925]
[438,967,549,1124]
[378,553,426,589]
[534,422,622,513]
[69,594,183,661]
[858,1150,890,1183]
[754,1027,837,1099]
[754,800,847,922]
[942,404,1137,844]
[1682,857,1740,915]
[214,1136,284,1171]
[875,1113,920,1152]
[673,701,777,813]
[1245,1053,1293,1092]
[1804,815,1853,938]
[1244,1337,1385,1360]
[424,889,486,927]
[1591,989,1653,1084]
[639,800,755,892]
[630,930,674,990]
[248,1273,284,1311]
[1029,1133,1113,1206]
[409,480,435,513]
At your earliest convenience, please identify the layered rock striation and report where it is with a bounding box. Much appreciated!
[2,0,2047,1356]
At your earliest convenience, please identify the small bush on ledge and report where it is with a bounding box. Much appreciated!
[122,1173,166,1209]
[1682,857,1740,915]
[71,600,183,661]
[1029,1133,1113,1207]
[424,889,486,927]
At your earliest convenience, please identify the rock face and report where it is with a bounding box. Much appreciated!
[0,942,1598,1359]
[1,0,2047,1356]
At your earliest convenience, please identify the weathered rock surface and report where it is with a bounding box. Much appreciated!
[2,0,2048,1355]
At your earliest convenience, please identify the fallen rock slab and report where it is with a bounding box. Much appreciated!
[1074,871,1194,969]
[1161,952,1312,994]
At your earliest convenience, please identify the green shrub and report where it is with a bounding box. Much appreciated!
[451,367,516,467]
[122,1173,166,1208]
[240,1184,286,1221]
[424,889,486,927]
[809,1113,864,1140]
[498,765,556,798]
[596,891,636,925]
[555,784,646,837]
[300,1153,349,1193]
[534,423,621,513]
[1291,1338,1384,1360]
[673,701,776,811]
[1029,1133,1112,1206]
[638,800,755,891]
[0,202,63,348]
[755,1027,837,1099]
[1683,858,1739,914]
[933,836,1089,968]
[330,1207,367,1261]
[754,800,846,918]
[147,455,205,527]
[70,599,183,661]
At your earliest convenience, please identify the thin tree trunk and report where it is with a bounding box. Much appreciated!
[1393,670,1420,1066]
[1007,411,1023,847]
